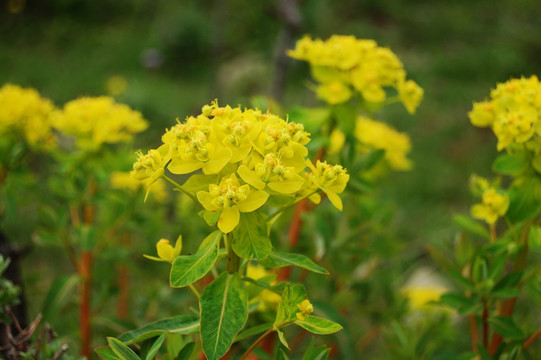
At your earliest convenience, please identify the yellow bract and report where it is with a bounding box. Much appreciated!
[470,76,541,151]
[53,96,148,150]
[144,237,182,263]
[288,35,423,113]
[296,299,314,321]
[0,84,56,149]
[132,100,349,233]
[471,188,509,225]
[306,160,349,211]
[355,116,412,171]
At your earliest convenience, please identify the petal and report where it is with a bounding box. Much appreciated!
[237,165,266,190]
[230,144,252,163]
[197,191,220,211]
[326,191,343,211]
[236,190,269,212]
[203,147,232,174]
[168,157,201,174]
[157,242,175,262]
[218,206,240,233]
[268,175,305,194]
[308,193,321,204]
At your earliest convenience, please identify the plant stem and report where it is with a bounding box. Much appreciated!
[469,315,478,353]
[224,233,239,274]
[489,224,497,243]
[482,301,489,348]
[489,221,531,354]
[239,321,293,360]
[188,284,201,299]
[523,328,541,350]
[163,175,200,205]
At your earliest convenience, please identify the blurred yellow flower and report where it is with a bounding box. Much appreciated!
[111,171,167,202]
[0,83,56,149]
[401,285,447,311]
[144,237,182,263]
[246,264,281,312]
[471,187,509,225]
[106,76,129,96]
[355,116,412,171]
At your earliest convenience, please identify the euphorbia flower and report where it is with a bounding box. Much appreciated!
[131,144,170,201]
[144,237,182,263]
[196,174,269,233]
[471,188,509,225]
[307,160,349,211]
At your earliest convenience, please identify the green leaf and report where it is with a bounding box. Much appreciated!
[235,323,273,342]
[507,179,541,223]
[351,149,385,173]
[145,332,166,360]
[275,283,307,326]
[41,274,79,321]
[231,212,272,260]
[295,315,343,335]
[332,103,356,134]
[200,273,248,360]
[200,210,220,226]
[96,347,121,360]
[528,226,541,252]
[492,152,529,176]
[170,231,221,288]
[439,292,471,309]
[453,215,490,239]
[488,252,507,280]
[287,107,330,134]
[491,288,521,299]
[489,316,524,340]
[445,270,474,290]
[118,316,200,345]
[107,337,141,360]
[176,342,196,360]
[276,329,290,349]
[493,271,522,293]
[260,251,328,275]
[302,340,330,360]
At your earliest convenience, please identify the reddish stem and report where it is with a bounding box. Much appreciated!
[469,315,478,353]
[524,328,541,350]
[482,303,489,348]
[80,250,92,359]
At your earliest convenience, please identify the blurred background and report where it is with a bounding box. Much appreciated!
[1,0,541,357]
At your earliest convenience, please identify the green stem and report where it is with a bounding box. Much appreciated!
[267,190,317,222]
[163,175,200,205]
[224,233,240,274]
[188,284,201,299]
[239,320,295,360]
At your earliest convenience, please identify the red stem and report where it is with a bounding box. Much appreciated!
[80,250,92,359]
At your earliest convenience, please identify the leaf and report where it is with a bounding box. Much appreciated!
[96,347,121,360]
[107,337,141,360]
[118,316,200,345]
[276,329,290,349]
[200,273,248,360]
[528,226,541,252]
[176,342,196,360]
[260,251,328,275]
[445,270,474,291]
[351,149,385,173]
[492,152,529,176]
[493,271,522,293]
[507,179,541,223]
[295,315,343,335]
[302,340,330,360]
[491,288,521,299]
[275,283,307,326]
[235,323,273,342]
[200,210,220,226]
[439,292,471,309]
[332,103,356,134]
[145,332,166,360]
[170,231,221,288]
[41,274,79,321]
[231,212,272,260]
[287,107,330,134]
[453,215,490,239]
[488,252,507,280]
[489,316,524,340]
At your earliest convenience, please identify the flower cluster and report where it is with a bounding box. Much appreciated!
[469,176,509,225]
[0,84,56,149]
[110,171,167,202]
[288,35,423,113]
[469,75,541,151]
[53,96,148,150]
[355,116,412,171]
[131,101,349,233]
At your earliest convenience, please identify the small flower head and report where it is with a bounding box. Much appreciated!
[296,299,314,321]
[471,188,509,225]
[307,160,349,210]
[144,236,182,263]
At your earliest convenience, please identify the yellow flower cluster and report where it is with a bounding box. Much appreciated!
[355,116,412,171]
[0,84,56,149]
[246,263,281,312]
[288,35,423,113]
[296,299,314,321]
[53,96,148,150]
[131,101,349,233]
[469,176,509,225]
[469,76,541,151]
[110,171,167,202]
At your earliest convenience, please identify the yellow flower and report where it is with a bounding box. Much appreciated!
[53,96,148,150]
[306,160,349,211]
[237,152,305,194]
[196,173,269,233]
[246,264,281,312]
[106,76,128,96]
[296,299,314,321]
[316,81,352,104]
[110,171,167,202]
[469,101,495,127]
[355,117,412,171]
[493,106,537,151]
[0,84,56,149]
[131,144,170,201]
[401,285,447,311]
[144,237,182,263]
[398,79,423,114]
[328,129,346,155]
[471,188,509,225]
